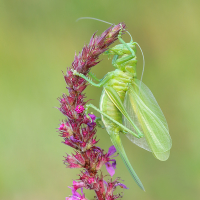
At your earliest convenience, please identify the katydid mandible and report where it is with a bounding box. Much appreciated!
[73,25,172,191]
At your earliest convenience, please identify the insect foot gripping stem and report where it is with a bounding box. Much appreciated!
[72,69,86,79]
[95,117,105,129]
[85,104,104,128]
[118,24,124,38]
[72,69,93,84]
[72,69,79,76]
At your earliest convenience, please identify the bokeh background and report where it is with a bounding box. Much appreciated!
[1,0,200,200]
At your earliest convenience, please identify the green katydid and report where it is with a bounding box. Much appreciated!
[73,21,172,191]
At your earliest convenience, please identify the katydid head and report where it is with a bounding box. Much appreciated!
[104,42,136,57]
[104,41,137,77]
[76,17,144,81]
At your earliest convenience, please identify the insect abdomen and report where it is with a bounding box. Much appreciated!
[100,89,122,131]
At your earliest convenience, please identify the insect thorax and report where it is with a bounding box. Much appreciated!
[100,70,134,131]
[107,69,134,100]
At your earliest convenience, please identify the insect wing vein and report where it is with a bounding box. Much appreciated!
[124,79,172,161]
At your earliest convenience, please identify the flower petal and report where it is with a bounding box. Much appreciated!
[111,159,117,169]
[88,114,96,122]
[105,162,115,177]
[108,145,116,156]
[115,182,129,189]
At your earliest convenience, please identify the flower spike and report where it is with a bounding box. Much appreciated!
[56,23,128,200]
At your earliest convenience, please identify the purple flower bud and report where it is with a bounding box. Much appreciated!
[74,153,85,165]
[58,122,73,138]
[82,131,87,137]
[81,142,86,147]
[64,154,85,169]
[64,139,76,148]
[88,177,95,184]
[59,123,65,130]
[92,138,98,144]
[73,180,86,191]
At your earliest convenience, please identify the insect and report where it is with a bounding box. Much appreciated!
[73,22,172,191]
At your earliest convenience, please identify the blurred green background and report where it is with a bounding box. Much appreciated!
[1,0,200,199]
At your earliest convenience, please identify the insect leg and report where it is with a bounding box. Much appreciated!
[113,54,136,66]
[112,55,119,69]
[73,69,114,87]
[88,72,101,82]
[105,86,143,138]
[109,131,145,191]
[118,32,136,57]
[86,103,142,139]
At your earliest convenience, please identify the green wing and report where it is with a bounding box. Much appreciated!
[123,79,172,161]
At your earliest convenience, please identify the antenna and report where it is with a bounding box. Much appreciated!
[76,17,133,43]
[76,17,144,85]
[76,17,113,25]
[135,42,145,91]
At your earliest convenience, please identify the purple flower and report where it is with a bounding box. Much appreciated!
[88,113,96,122]
[105,146,117,176]
[107,145,117,156]
[66,187,87,200]
[115,182,129,189]
[105,161,116,177]
[75,105,85,113]
[87,114,96,131]
[70,136,82,143]
[104,178,128,199]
